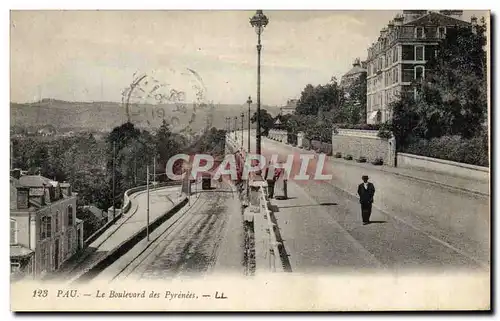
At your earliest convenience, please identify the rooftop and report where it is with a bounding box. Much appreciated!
[10,244,34,258]
[343,58,366,76]
[19,175,57,188]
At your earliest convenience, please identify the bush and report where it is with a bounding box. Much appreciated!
[334,152,342,158]
[371,157,384,165]
[343,154,353,160]
[356,156,367,163]
[403,134,489,167]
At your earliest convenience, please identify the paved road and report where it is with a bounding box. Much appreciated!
[52,186,183,281]
[99,182,244,281]
[235,131,489,273]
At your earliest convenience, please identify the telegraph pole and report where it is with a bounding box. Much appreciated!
[146,165,150,242]
[153,155,156,186]
[112,141,116,219]
[234,116,237,139]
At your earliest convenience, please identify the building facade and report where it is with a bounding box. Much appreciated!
[10,171,83,280]
[365,10,471,124]
[340,58,368,122]
[340,58,367,94]
[279,99,298,116]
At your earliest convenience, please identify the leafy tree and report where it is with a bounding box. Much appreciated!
[251,109,275,136]
[338,74,367,124]
[418,19,487,138]
[389,19,488,148]
[296,78,344,116]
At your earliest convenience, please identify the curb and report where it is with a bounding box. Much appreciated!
[69,195,189,284]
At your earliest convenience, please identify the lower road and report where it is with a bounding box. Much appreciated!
[98,182,244,281]
[52,185,183,281]
[236,131,489,274]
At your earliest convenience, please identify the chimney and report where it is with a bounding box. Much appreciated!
[380,27,388,38]
[471,15,478,25]
[388,21,395,30]
[393,14,404,26]
[403,10,428,23]
[353,58,361,67]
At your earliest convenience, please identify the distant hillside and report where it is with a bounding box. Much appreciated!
[10,99,283,132]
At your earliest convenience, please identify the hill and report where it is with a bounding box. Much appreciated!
[10,99,283,133]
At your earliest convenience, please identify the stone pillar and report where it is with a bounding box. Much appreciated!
[388,135,396,167]
[280,130,287,144]
[297,132,304,148]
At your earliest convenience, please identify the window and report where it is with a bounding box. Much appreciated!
[55,210,60,232]
[402,45,414,60]
[415,27,425,39]
[68,205,74,226]
[41,216,52,239]
[10,219,17,244]
[415,46,424,61]
[415,66,425,80]
[40,244,48,272]
[437,26,446,39]
[393,47,398,63]
[67,231,72,253]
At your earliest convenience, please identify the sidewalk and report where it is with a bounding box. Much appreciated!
[328,156,489,196]
[210,184,245,276]
[264,137,489,197]
[50,186,183,282]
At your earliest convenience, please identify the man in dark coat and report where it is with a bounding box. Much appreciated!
[357,175,375,225]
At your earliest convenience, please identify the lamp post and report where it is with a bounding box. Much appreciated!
[250,10,269,156]
[245,96,252,201]
[246,96,252,155]
[241,112,244,148]
[234,116,237,139]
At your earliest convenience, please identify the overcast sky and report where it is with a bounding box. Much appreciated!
[10,10,485,105]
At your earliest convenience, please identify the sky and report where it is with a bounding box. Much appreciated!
[10,10,485,106]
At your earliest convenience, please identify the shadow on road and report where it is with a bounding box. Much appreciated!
[278,203,338,209]
[367,220,387,224]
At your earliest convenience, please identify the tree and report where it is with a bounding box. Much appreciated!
[420,19,487,138]
[251,109,275,136]
[295,78,344,117]
[338,74,367,124]
[389,19,488,147]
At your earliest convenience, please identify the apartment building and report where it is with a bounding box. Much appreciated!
[365,10,471,124]
[10,170,84,280]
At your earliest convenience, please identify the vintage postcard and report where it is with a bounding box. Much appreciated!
[9,9,490,311]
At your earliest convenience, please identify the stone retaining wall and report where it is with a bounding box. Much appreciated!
[331,129,396,166]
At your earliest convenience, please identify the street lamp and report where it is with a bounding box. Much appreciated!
[249,10,269,156]
[234,116,237,139]
[246,96,252,154]
[245,96,252,201]
[241,112,244,148]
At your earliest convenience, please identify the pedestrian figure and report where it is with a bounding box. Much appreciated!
[357,175,375,225]
[274,165,288,200]
[264,162,276,199]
